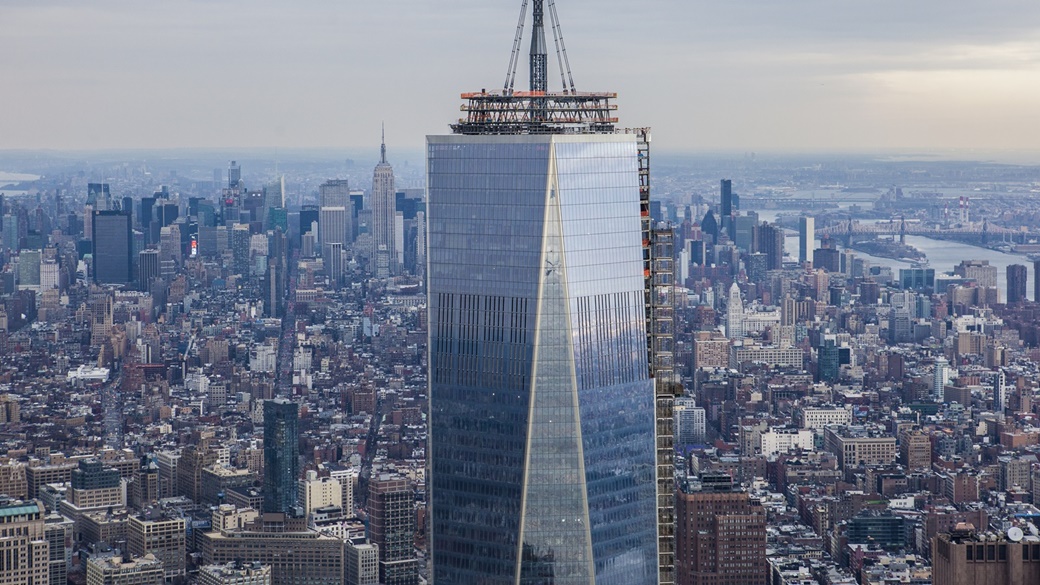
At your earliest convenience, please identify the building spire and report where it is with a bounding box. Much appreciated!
[380,122,387,164]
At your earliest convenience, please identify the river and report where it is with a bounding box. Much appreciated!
[763,212,1034,301]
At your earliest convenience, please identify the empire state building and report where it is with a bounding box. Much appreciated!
[371,128,397,278]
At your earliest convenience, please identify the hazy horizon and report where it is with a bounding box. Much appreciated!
[2,1,1039,154]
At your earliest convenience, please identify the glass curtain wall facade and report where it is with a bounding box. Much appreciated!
[427,134,658,585]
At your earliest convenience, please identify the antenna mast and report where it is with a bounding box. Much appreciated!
[529,0,547,92]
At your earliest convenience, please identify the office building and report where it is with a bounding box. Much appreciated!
[200,522,343,585]
[798,216,814,264]
[371,132,396,277]
[92,211,133,284]
[344,537,379,585]
[323,242,343,289]
[823,426,897,470]
[720,179,733,233]
[675,474,767,585]
[86,554,164,585]
[674,397,707,445]
[176,443,218,503]
[0,499,50,585]
[69,459,124,508]
[1034,259,1040,304]
[1007,264,1028,303]
[263,399,299,515]
[932,528,1040,585]
[44,513,73,585]
[138,249,159,291]
[318,180,351,252]
[367,475,416,585]
[228,161,241,188]
[87,183,112,210]
[899,429,932,471]
[900,267,936,290]
[726,282,744,339]
[127,511,186,581]
[428,133,659,579]
[757,222,784,270]
[954,260,998,288]
[426,3,660,583]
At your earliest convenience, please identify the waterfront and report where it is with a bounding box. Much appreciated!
[768,211,1033,300]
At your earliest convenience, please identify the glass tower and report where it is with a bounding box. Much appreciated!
[262,398,299,514]
[92,210,133,284]
[427,133,658,584]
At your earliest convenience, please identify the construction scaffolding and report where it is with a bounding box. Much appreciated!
[451,91,618,135]
[628,127,680,585]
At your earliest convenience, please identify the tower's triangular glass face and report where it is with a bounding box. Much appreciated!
[428,135,658,585]
[519,177,593,584]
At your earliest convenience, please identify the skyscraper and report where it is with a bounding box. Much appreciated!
[92,210,133,285]
[757,222,784,270]
[427,3,658,582]
[1007,263,1027,303]
[1034,259,1040,303]
[726,282,744,340]
[798,216,814,264]
[371,130,396,277]
[262,399,299,515]
[720,179,733,234]
[318,180,351,268]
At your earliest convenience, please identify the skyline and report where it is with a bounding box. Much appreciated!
[0,1,1038,153]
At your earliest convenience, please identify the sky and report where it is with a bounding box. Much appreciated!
[1,0,1039,154]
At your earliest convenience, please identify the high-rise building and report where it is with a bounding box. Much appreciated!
[994,369,1007,414]
[934,357,950,402]
[757,222,784,270]
[720,179,733,233]
[1034,259,1040,304]
[954,259,998,288]
[87,183,112,210]
[367,475,416,585]
[262,399,299,515]
[318,180,351,251]
[675,474,767,585]
[138,249,159,291]
[370,130,396,277]
[798,216,814,264]
[1007,264,1027,303]
[323,242,343,290]
[726,282,744,340]
[44,513,73,585]
[0,499,50,585]
[92,210,133,284]
[228,161,241,189]
[427,3,660,584]
[674,397,706,445]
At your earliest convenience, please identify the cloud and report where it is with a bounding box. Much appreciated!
[0,0,1037,151]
